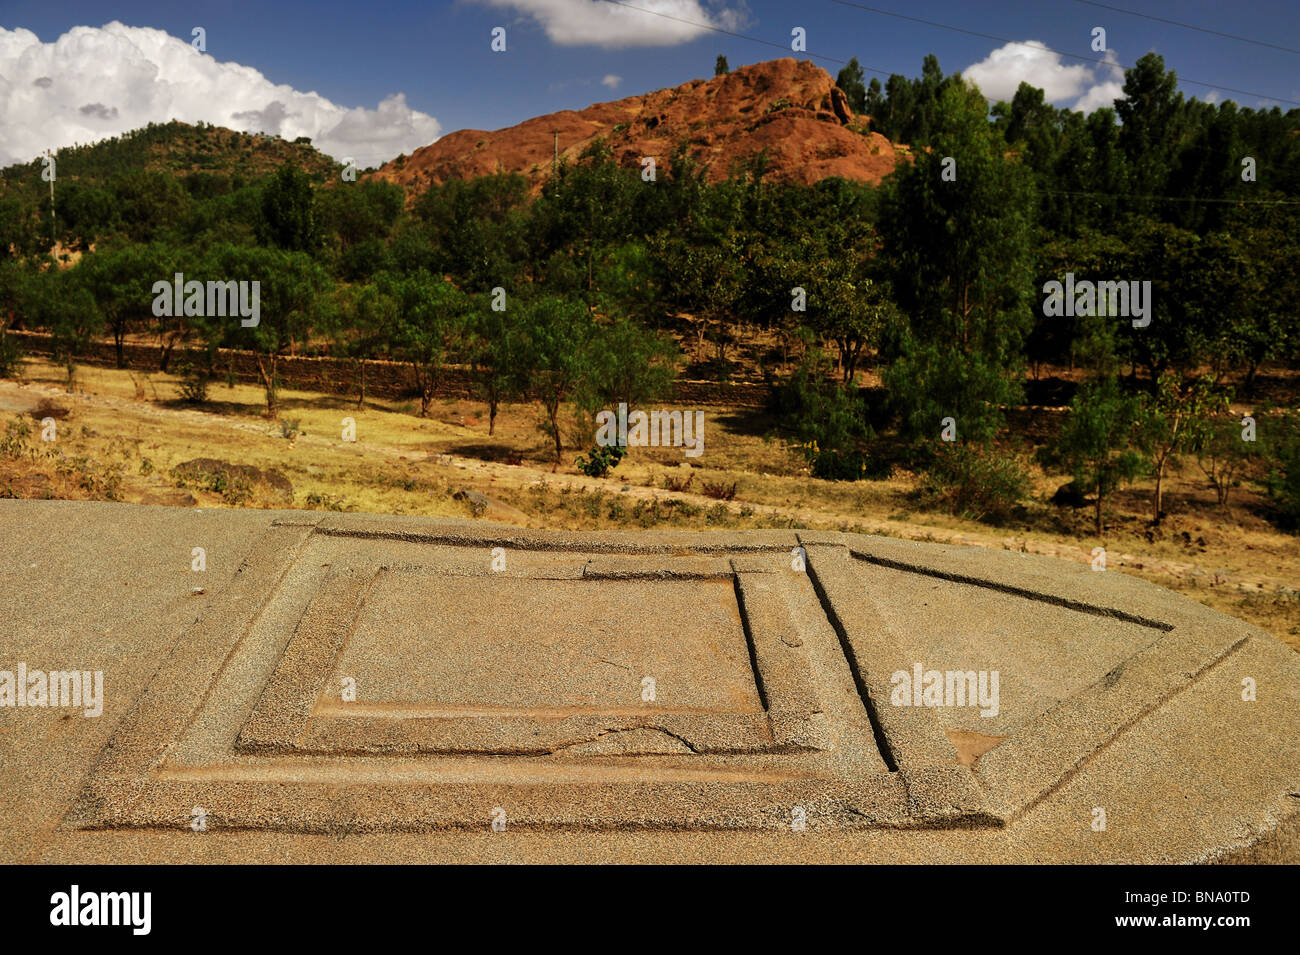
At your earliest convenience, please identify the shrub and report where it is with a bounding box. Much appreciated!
[702,480,737,501]
[217,472,253,505]
[662,471,694,493]
[305,491,351,511]
[0,332,23,379]
[773,353,882,481]
[1,416,32,458]
[575,444,625,478]
[882,335,1021,452]
[177,363,210,403]
[1190,413,1257,511]
[1265,414,1300,531]
[917,444,1030,524]
[54,452,124,502]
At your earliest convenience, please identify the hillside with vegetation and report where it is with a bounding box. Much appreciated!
[1,52,1298,557]
[0,120,340,256]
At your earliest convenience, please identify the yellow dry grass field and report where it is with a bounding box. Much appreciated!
[2,356,1297,651]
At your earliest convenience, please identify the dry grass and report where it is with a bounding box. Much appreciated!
[2,356,1296,651]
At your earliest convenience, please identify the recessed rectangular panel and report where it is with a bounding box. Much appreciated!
[235,556,835,755]
[67,522,1003,833]
[333,573,762,713]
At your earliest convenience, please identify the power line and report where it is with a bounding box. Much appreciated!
[830,0,1300,107]
[1070,0,1300,56]
[596,0,889,75]
[1043,190,1300,205]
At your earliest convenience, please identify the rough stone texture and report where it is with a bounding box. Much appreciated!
[1,500,1297,862]
[370,59,901,196]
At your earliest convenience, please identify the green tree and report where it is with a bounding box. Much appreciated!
[205,244,333,415]
[1114,217,1205,382]
[258,164,319,252]
[836,58,868,114]
[317,180,405,280]
[58,183,118,249]
[1115,53,1186,209]
[1135,371,1222,523]
[879,76,1036,446]
[1056,376,1146,535]
[79,244,174,368]
[412,173,528,287]
[470,300,530,436]
[28,270,103,388]
[776,343,877,480]
[337,280,399,409]
[518,295,596,464]
[530,143,639,299]
[1189,412,1256,512]
[1264,413,1300,531]
[864,77,884,122]
[715,55,730,76]
[572,317,677,422]
[810,236,891,384]
[109,170,191,243]
[386,271,470,417]
[1216,205,1299,395]
[0,258,33,331]
[0,198,43,260]
[673,236,745,368]
[0,261,31,378]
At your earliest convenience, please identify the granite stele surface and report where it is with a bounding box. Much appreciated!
[2,499,1298,864]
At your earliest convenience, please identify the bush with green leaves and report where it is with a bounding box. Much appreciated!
[1189,412,1258,511]
[176,362,210,403]
[1134,371,1222,523]
[1264,413,1300,531]
[917,443,1030,524]
[2,416,32,458]
[1053,375,1147,534]
[773,352,881,481]
[572,317,677,421]
[882,333,1023,453]
[574,444,626,478]
[0,331,22,379]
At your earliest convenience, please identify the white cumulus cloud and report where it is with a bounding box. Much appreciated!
[964,40,1125,113]
[602,73,622,89]
[475,0,743,48]
[0,23,441,169]
[1071,78,1124,114]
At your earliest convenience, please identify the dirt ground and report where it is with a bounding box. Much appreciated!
[1,356,1296,652]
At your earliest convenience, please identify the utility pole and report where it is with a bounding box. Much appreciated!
[47,149,56,249]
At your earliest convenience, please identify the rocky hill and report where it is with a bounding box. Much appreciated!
[372,59,901,194]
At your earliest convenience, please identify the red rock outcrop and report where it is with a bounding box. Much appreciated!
[371,58,900,195]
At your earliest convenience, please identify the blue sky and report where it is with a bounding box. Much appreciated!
[2,1,1298,167]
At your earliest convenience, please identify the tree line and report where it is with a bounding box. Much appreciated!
[1,53,1297,528]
